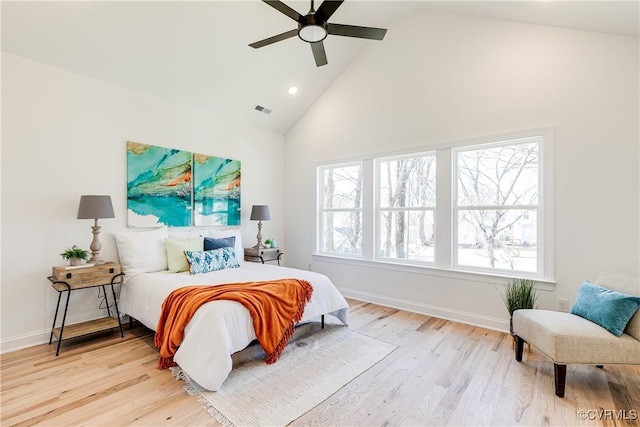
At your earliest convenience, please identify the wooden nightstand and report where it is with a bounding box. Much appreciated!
[48,262,124,356]
[244,247,283,265]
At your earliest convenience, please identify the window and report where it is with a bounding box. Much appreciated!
[454,139,540,275]
[317,163,363,255]
[315,129,552,280]
[376,153,436,263]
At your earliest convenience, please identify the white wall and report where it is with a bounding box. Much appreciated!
[285,10,640,331]
[1,53,286,351]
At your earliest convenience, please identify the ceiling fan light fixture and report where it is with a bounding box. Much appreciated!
[298,24,327,43]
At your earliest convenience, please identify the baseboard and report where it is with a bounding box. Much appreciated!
[0,329,50,354]
[339,287,509,333]
[1,312,128,354]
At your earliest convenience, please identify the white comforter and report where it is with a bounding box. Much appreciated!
[118,262,349,391]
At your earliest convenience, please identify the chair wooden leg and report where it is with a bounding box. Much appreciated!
[515,335,524,362]
[512,335,531,351]
[554,364,566,398]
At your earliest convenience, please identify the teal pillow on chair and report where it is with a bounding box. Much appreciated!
[570,281,640,336]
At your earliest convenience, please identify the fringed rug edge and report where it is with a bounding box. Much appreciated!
[170,366,235,427]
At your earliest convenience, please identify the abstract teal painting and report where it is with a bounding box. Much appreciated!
[127,141,192,227]
[193,153,241,226]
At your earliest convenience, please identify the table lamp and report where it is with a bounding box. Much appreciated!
[77,195,115,265]
[250,205,270,249]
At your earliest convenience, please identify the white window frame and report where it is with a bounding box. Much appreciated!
[314,127,554,283]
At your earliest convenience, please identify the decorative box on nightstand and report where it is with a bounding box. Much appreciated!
[244,247,283,265]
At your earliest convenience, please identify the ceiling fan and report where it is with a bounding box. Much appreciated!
[249,0,387,67]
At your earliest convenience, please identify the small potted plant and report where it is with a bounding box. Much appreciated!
[60,245,89,266]
[502,278,538,337]
[264,238,272,248]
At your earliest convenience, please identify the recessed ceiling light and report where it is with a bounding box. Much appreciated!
[288,86,298,95]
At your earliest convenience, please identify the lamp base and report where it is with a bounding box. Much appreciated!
[254,220,264,250]
[89,256,106,265]
[89,222,105,265]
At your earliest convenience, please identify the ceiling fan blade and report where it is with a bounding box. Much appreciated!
[310,41,328,67]
[315,1,344,22]
[327,23,387,40]
[249,29,298,49]
[263,0,302,22]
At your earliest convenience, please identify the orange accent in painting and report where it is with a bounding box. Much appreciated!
[166,171,192,187]
[225,176,241,191]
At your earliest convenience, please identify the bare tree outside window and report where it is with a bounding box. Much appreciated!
[319,163,362,254]
[456,141,539,273]
[378,154,436,262]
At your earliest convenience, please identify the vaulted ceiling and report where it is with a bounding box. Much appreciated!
[2,1,638,135]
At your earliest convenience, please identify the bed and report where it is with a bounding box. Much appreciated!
[115,227,349,391]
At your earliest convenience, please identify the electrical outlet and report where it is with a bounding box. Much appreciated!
[557,298,569,312]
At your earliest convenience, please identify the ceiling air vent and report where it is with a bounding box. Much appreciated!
[254,105,272,115]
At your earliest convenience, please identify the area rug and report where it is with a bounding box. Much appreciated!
[171,324,397,426]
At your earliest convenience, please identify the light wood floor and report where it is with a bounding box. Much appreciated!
[2,299,639,426]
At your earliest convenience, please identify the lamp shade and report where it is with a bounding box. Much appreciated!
[250,205,271,221]
[77,195,115,219]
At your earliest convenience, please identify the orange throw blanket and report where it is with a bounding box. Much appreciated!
[153,278,313,369]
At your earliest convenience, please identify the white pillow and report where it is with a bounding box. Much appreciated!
[114,227,169,278]
[206,229,244,263]
[165,236,204,273]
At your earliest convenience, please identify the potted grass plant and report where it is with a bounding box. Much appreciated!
[60,245,89,266]
[502,278,538,336]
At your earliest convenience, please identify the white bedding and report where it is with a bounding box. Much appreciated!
[118,262,349,391]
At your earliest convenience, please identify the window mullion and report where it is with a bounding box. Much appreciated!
[362,159,374,260]
[378,207,435,212]
[435,148,452,269]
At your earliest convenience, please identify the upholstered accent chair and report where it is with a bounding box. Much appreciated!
[512,272,640,397]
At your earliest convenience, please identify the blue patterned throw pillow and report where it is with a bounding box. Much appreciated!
[184,247,240,275]
[570,281,640,336]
